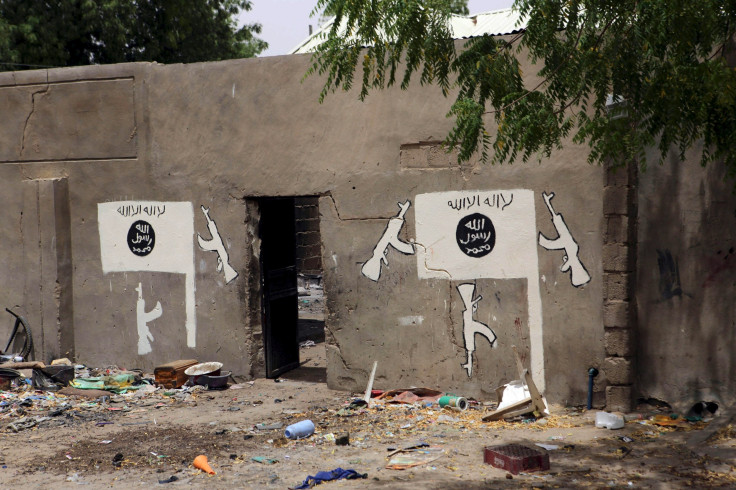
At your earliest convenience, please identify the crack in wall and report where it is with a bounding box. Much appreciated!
[445,280,465,352]
[20,85,50,158]
[324,322,352,371]
[413,241,453,279]
[324,193,411,222]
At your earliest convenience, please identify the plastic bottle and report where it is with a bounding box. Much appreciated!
[284,420,315,439]
[595,411,625,429]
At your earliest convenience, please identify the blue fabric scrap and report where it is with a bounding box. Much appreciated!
[294,467,367,489]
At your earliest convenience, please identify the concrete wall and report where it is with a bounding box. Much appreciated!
[637,149,736,410]
[1,42,727,407]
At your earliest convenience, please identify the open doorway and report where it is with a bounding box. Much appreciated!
[257,196,324,379]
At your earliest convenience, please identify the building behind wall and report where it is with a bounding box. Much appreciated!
[0,37,733,411]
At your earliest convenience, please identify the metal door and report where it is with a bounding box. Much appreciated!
[260,198,299,377]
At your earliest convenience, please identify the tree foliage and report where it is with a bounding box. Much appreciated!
[0,0,266,70]
[324,0,467,17]
[308,1,736,181]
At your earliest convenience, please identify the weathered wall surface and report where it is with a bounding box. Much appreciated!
[637,149,736,409]
[0,48,608,404]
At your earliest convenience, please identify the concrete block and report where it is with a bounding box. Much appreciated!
[603,273,631,301]
[603,244,633,272]
[301,256,322,272]
[603,186,631,216]
[604,328,633,357]
[604,215,630,244]
[603,357,633,385]
[295,203,320,220]
[296,218,320,233]
[603,300,631,328]
[606,163,637,188]
[605,385,633,412]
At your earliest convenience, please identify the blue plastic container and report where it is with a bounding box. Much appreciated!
[284,419,315,440]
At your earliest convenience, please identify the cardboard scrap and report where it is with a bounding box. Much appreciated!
[386,444,445,470]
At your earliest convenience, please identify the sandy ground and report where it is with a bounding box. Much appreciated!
[1,343,735,489]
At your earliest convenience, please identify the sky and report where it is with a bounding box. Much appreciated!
[239,1,515,57]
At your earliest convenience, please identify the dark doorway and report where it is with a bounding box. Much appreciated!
[259,197,300,378]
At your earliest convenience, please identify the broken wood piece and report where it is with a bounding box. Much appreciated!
[482,346,546,422]
[364,361,378,403]
[482,397,535,422]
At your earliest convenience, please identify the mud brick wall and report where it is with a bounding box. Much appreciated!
[602,164,637,411]
[295,197,322,274]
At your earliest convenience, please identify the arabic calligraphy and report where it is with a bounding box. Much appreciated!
[117,204,166,218]
[127,220,156,256]
[456,213,496,258]
[447,192,513,212]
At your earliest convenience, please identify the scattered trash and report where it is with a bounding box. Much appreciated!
[294,468,367,489]
[484,444,550,474]
[298,340,316,348]
[193,454,215,475]
[251,456,278,465]
[374,388,443,405]
[256,422,283,431]
[686,401,718,421]
[386,444,445,470]
[652,414,687,427]
[535,443,559,451]
[70,373,143,393]
[99,440,113,444]
[437,414,460,423]
[620,436,634,443]
[112,453,123,467]
[7,417,39,432]
[158,475,179,484]
[335,433,350,446]
[595,411,625,430]
[284,420,315,440]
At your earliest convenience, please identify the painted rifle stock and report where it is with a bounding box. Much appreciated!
[361,201,415,281]
[538,192,591,287]
[198,206,238,283]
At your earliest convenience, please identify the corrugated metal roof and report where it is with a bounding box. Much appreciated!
[289,8,526,55]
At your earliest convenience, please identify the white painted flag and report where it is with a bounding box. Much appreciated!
[414,189,545,391]
[414,189,538,280]
[98,201,197,347]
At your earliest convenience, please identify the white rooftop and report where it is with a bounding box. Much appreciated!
[289,8,525,54]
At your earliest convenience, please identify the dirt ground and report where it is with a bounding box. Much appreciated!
[1,343,735,489]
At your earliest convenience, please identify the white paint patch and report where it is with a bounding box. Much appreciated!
[414,189,546,391]
[398,315,424,326]
[98,201,197,347]
[331,254,338,267]
[541,275,546,283]
[232,83,235,98]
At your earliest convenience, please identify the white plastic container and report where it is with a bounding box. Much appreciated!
[284,419,315,439]
[595,411,625,429]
